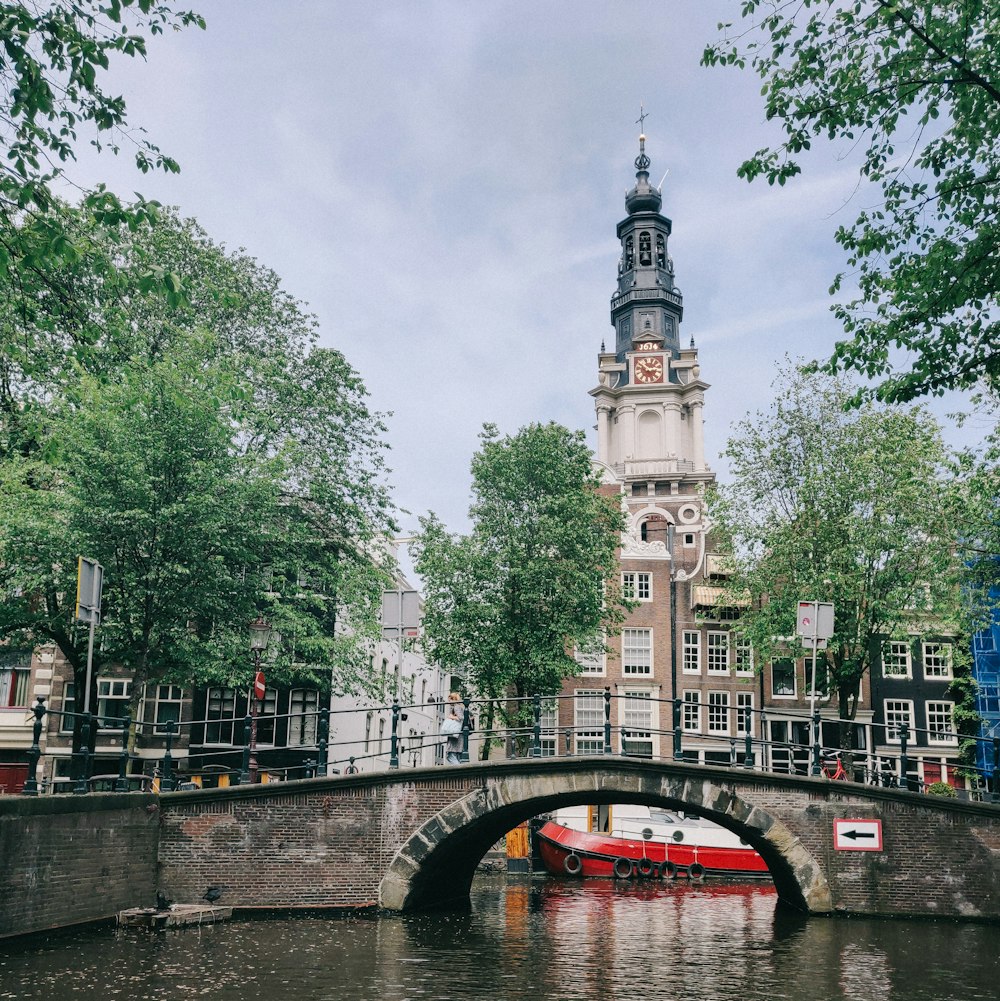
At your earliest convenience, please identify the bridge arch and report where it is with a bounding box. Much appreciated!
[380,768,832,913]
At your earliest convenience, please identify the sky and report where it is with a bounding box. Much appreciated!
[65,0,981,551]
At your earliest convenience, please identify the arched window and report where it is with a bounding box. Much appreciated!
[640,513,668,544]
[624,236,634,271]
[639,231,652,266]
[656,235,666,268]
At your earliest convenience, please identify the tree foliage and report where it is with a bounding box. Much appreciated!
[704,1,1000,403]
[0,205,397,729]
[412,422,630,744]
[708,361,967,727]
[1,1,204,286]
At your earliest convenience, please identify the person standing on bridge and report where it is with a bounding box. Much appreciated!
[442,692,464,765]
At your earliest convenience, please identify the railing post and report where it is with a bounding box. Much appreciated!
[564,728,572,756]
[672,697,682,760]
[317,706,329,777]
[160,719,176,791]
[603,687,612,755]
[729,737,737,766]
[22,696,47,796]
[991,737,999,804]
[239,713,253,784]
[531,693,542,758]
[811,707,822,776]
[743,730,754,770]
[760,708,769,773]
[461,697,472,763]
[115,714,131,792]
[898,723,910,790]
[74,711,94,794]
[390,702,400,768]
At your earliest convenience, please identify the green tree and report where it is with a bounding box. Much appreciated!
[411,422,630,755]
[1,2,204,282]
[0,210,397,744]
[708,361,967,739]
[703,1,1000,403]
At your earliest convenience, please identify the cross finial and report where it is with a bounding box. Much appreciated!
[636,104,649,133]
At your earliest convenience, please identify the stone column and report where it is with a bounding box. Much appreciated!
[690,399,705,471]
[596,405,612,465]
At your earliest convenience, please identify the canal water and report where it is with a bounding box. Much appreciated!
[2,876,999,1001]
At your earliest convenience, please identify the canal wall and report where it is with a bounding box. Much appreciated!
[0,793,159,939]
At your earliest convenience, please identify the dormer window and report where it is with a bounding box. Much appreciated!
[624,236,634,271]
[639,231,652,266]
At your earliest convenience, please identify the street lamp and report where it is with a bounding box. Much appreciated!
[247,615,272,783]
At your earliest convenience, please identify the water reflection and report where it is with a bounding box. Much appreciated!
[1,876,998,1001]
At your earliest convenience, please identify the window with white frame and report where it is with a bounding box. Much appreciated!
[771,659,796,697]
[682,631,701,673]
[539,697,559,756]
[622,628,653,676]
[707,632,729,674]
[736,692,754,737]
[682,690,701,732]
[622,571,652,601]
[922,642,953,680]
[926,701,956,744]
[708,691,730,734]
[206,687,237,744]
[0,649,30,708]
[288,688,319,746]
[574,689,605,754]
[575,644,606,676]
[97,678,131,728]
[884,699,913,742]
[255,688,278,745]
[883,640,911,678]
[622,690,653,757]
[805,657,830,699]
[734,633,754,675]
[143,684,183,728]
[60,681,76,732]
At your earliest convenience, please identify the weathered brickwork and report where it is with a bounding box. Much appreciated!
[0,793,159,939]
[3,759,999,938]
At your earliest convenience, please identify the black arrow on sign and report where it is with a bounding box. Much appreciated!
[841,829,876,840]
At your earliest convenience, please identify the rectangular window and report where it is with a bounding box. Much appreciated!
[97,678,131,728]
[682,631,701,674]
[734,633,754,675]
[289,689,320,747]
[771,659,796,697]
[922,642,953,680]
[206,687,237,744]
[926,701,956,745]
[575,644,605,676]
[574,689,605,754]
[61,681,76,733]
[143,684,183,727]
[255,688,278,746]
[622,571,652,601]
[805,657,830,699]
[884,699,913,743]
[682,690,701,733]
[736,692,754,737]
[707,632,729,674]
[708,691,730,734]
[0,650,31,708]
[621,690,653,757]
[539,697,559,757]
[883,640,912,678]
[622,628,652,676]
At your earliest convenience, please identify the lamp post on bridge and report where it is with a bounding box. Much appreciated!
[247,615,272,784]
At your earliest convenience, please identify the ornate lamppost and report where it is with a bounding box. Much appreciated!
[247,615,271,784]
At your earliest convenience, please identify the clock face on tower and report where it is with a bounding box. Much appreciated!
[634,355,664,384]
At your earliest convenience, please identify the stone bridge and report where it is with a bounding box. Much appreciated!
[6,757,1000,937]
[152,757,1000,921]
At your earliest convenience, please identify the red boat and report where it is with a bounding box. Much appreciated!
[536,806,770,881]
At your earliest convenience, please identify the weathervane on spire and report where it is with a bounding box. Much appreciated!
[635,104,649,134]
[634,104,651,173]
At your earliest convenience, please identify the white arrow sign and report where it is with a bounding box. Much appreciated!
[834,818,883,851]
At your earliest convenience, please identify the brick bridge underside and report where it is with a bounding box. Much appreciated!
[156,758,1000,920]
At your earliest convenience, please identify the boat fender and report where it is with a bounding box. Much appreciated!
[637,857,655,878]
[663,860,678,879]
[613,856,634,880]
[563,853,583,876]
[688,862,706,881]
